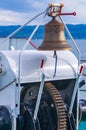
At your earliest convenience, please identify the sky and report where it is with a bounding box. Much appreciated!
[0,0,86,25]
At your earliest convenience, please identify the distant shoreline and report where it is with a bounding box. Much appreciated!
[0,24,86,39]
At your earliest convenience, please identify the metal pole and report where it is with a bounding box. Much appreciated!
[69,74,81,115]
[33,73,45,121]
[17,12,46,116]
[53,51,58,77]
[76,87,79,130]
[0,11,46,44]
[17,24,42,115]
[59,16,81,66]
[59,16,81,130]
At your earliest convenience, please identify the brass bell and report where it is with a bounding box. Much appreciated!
[38,18,71,51]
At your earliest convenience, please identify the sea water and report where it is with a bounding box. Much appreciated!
[0,38,86,129]
[79,122,86,130]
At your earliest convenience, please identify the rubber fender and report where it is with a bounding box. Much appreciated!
[0,106,11,130]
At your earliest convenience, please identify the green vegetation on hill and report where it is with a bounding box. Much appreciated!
[0,24,86,39]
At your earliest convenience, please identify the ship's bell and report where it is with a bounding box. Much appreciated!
[38,18,71,50]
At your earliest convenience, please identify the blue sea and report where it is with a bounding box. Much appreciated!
[0,38,86,130]
[79,122,86,130]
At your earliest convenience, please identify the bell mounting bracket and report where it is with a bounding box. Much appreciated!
[48,3,76,17]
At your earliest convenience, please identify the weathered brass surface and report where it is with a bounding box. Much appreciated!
[38,18,71,51]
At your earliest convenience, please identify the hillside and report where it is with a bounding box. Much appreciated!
[0,24,86,39]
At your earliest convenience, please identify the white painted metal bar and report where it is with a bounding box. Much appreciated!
[0,10,48,51]
[69,74,81,115]
[53,51,58,77]
[76,87,79,130]
[0,11,46,45]
[59,17,81,130]
[59,16,81,66]
[33,73,45,121]
[17,12,46,115]
[17,24,42,115]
